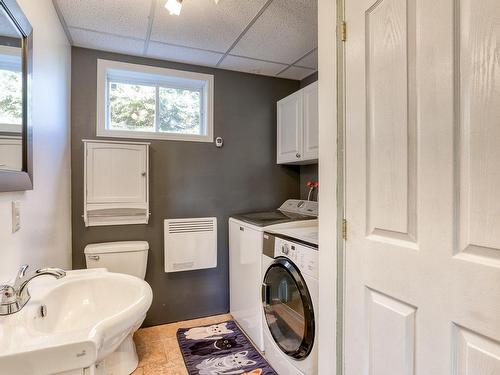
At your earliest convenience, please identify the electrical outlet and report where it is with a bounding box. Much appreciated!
[12,201,20,233]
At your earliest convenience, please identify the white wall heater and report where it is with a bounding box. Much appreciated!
[164,217,217,273]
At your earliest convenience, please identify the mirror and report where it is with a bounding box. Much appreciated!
[0,6,23,171]
[0,0,32,191]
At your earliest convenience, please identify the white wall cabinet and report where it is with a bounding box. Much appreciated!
[277,81,318,164]
[83,140,150,227]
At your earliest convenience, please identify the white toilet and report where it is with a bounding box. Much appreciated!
[84,241,149,279]
[84,241,149,375]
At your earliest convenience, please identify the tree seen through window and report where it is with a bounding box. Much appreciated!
[109,81,201,134]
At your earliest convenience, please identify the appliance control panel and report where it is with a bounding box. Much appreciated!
[278,199,318,217]
[274,237,318,279]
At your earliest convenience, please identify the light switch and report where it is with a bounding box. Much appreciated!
[12,201,20,233]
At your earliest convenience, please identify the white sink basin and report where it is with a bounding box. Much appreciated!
[0,268,153,375]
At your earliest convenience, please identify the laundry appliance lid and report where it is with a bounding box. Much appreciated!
[232,210,315,227]
[231,199,318,227]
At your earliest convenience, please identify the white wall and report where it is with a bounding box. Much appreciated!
[0,0,71,281]
[318,0,338,373]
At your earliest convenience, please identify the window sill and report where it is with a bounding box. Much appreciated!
[96,128,213,143]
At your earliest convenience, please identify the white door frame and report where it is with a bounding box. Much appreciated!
[318,0,341,374]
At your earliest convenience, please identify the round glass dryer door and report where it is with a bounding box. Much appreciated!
[262,257,315,359]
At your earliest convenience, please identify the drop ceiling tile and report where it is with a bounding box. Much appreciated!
[56,0,151,39]
[150,0,268,52]
[277,66,315,80]
[70,28,145,56]
[231,0,317,64]
[295,49,317,69]
[219,55,287,77]
[146,42,223,67]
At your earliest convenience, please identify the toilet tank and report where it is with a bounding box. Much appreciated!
[84,241,149,279]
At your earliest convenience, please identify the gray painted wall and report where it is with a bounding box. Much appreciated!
[300,71,318,88]
[299,73,319,200]
[71,47,301,327]
[300,164,319,200]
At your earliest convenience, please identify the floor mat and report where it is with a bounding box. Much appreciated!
[177,320,278,375]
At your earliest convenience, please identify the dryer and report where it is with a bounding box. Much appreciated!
[229,199,317,352]
[261,226,318,375]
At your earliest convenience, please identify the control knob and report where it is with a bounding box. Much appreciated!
[281,243,290,255]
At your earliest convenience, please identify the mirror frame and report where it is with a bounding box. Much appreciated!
[0,0,32,192]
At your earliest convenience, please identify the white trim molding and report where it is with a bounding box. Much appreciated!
[96,59,214,143]
[318,0,338,373]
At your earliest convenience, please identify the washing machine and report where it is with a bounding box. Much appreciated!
[261,226,318,375]
[229,199,317,352]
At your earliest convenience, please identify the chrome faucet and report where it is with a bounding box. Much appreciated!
[0,264,66,316]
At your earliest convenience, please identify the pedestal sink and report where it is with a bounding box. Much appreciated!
[0,268,153,375]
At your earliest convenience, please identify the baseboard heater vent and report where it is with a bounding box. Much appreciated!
[164,217,217,273]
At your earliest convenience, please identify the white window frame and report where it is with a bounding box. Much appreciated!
[96,59,214,142]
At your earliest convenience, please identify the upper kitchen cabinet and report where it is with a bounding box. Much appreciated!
[277,81,318,164]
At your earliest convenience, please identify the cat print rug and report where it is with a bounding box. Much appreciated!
[177,320,278,375]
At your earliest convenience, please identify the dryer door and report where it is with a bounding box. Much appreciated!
[262,257,315,359]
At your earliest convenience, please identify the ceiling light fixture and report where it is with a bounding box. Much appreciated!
[165,0,219,16]
[165,0,182,16]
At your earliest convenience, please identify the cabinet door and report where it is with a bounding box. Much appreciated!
[86,143,147,204]
[302,81,319,160]
[277,91,303,164]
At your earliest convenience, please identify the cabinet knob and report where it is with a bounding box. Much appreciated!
[141,172,146,177]
[296,153,301,158]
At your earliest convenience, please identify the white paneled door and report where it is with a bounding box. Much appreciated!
[344,0,500,373]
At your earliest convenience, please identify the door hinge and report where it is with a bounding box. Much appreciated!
[342,219,348,240]
[340,21,347,42]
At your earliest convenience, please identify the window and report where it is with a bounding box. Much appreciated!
[97,59,214,142]
[0,45,22,133]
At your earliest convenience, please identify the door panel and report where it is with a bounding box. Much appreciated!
[365,0,417,245]
[454,326,500,374]
[345,0,500,373]
[457,0,500,265]
[303,81,319,160]
[277,92,303,163]
[366,289,416,375]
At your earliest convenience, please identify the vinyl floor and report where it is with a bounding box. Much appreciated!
[132,313,233,375]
